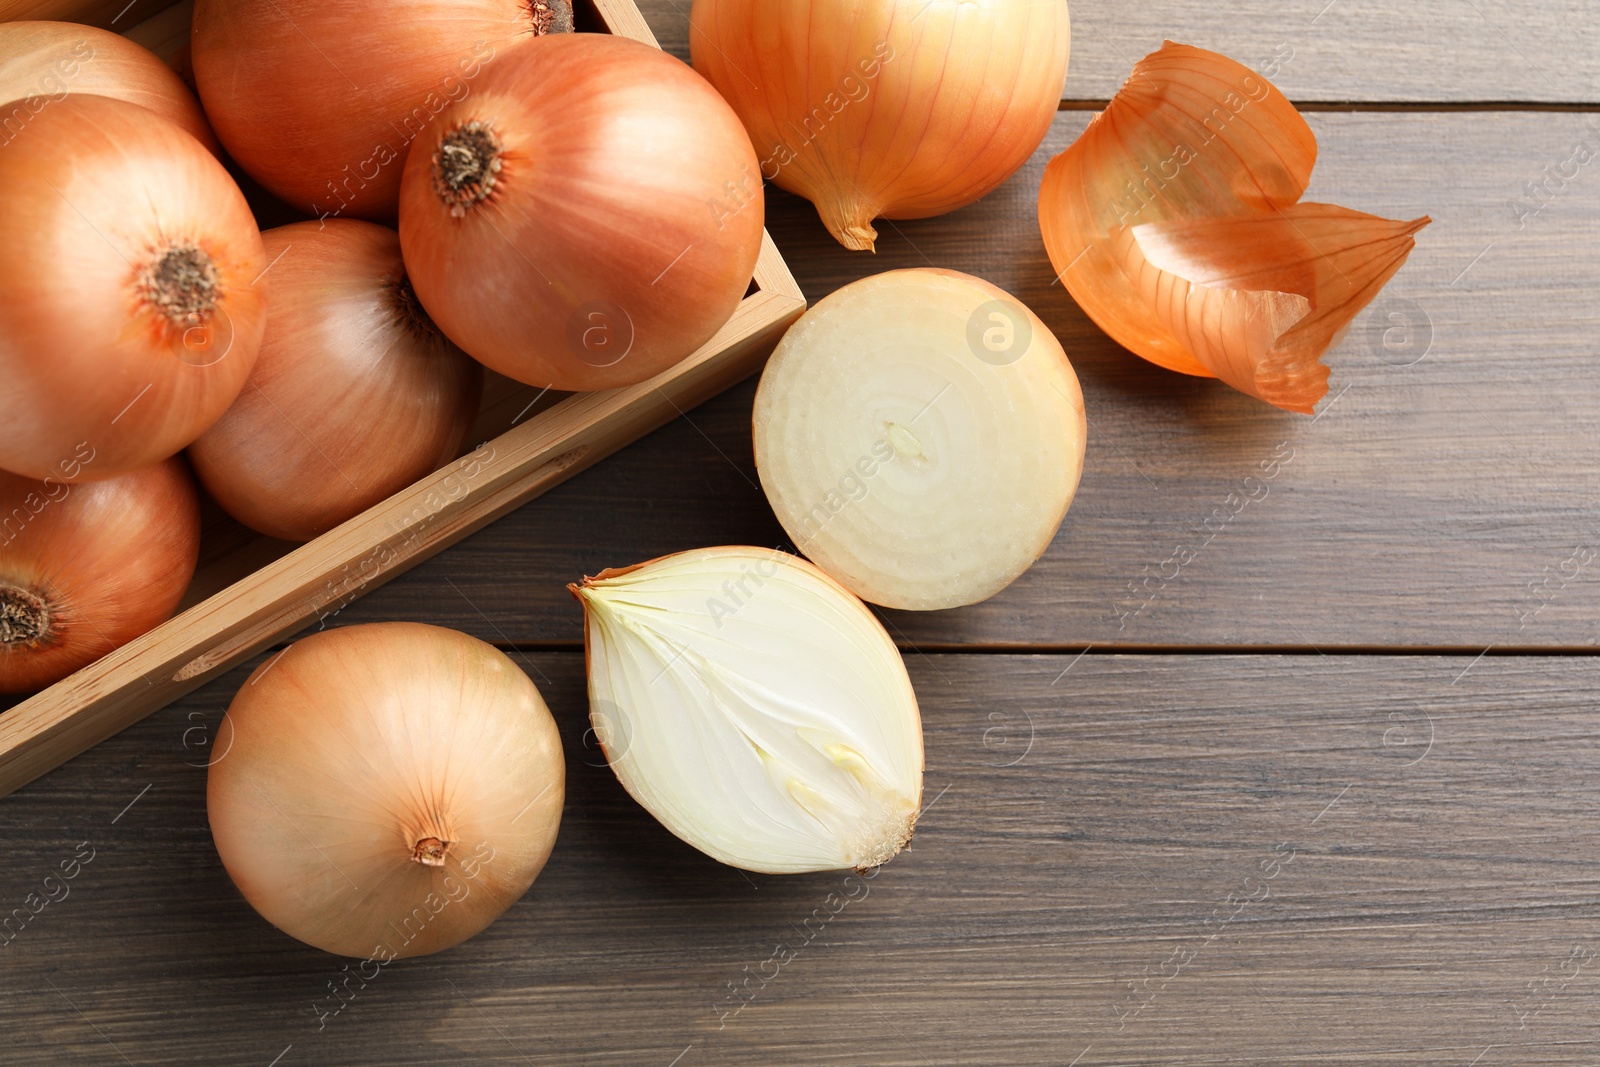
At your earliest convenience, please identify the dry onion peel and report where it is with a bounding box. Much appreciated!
[691,0,1070,252]
[754,269,1086,611]
[571,547,923,874]
[1038,41,1430,413]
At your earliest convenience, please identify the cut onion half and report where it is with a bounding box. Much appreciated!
[753,269,1087,611]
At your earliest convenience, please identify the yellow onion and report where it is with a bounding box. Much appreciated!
[0,21,218,154]
[691,0,1070,251]
[208,623,565,959]
[0,458,200,694]
[398,33,763,391]
[0,94,267,481]
[1038,42,1430,414]
[187,219,482,542]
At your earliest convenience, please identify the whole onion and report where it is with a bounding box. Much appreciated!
[398,32,764,391]
[188,219,482,542]
[191,0,573,219]
[691,0,1070,251]
[207,623,565,958]
[0,458,200,694]
[0,21,218,153]
[0,94,266,482]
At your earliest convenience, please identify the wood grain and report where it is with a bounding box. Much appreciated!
[638,0,1600,105]
[1,651,1595,1065]
[329,109,1600,651]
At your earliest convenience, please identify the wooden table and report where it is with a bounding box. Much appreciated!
[8,3,1600,1064]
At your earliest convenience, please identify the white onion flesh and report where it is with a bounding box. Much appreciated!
[573,547,923,875]
[754,269,1087,611]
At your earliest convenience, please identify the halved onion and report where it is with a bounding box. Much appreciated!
[0,21,218,153]
[572,547,923,874]
[0,94,267,482]
[0,458,200,694]
[208,623,565,958]
[754,269,1086,611]
[188,219,482,542]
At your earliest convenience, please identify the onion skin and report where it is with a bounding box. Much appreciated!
[0,94,266,482]
[398,33,764,391]
[0,22,218,154]
[690,0,1070,252]
[1038,43,1429,413]
[0,458,200,694]
[191,0,572,219]
[188,220,482,542]
[207,623,565,959]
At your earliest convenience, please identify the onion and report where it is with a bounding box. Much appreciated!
[0,458,200,694]
[754,269,1086,611]
[207,623,565,959]
[398,32,764,391]
[690,0,1070,251]
[1038,43,1430,413]
[191,0,573,219]
[188,220,482,542]
[572,547,923,874]
[0,21,218,154]
[0,94,267,482]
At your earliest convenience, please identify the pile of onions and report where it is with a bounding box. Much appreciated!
[0,459,200,694]
[690,0,1070,251]
[399,32,764,391]
[188,220,482,542]
[0,21,217,153]
[754,269,1086,610]
[207,623,565,958]
[1038,42,1430,413]
[0,94,266,482]
[191,0,574,218]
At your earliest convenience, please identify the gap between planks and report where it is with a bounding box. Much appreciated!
[429,643,1600,657]
[1058,98,1600,112]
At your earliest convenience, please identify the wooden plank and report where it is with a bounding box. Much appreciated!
[2,651,1597,1064]
[331,110,1600,651]
[637,0,1600,105]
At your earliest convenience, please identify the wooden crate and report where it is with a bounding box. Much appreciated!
[0,0,806,796]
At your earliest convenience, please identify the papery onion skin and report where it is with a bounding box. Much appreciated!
[690,0,1070,252]
[207,623,565,959]
[0,21,218,153]
[188,220,482,542]
[191,0,572,219]
[1038,41,1429,413]
[572,547,924,875]
[754,269,1086,611]
[399,33,764,391]
[0,458,200,694]
[0,94,266,482]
